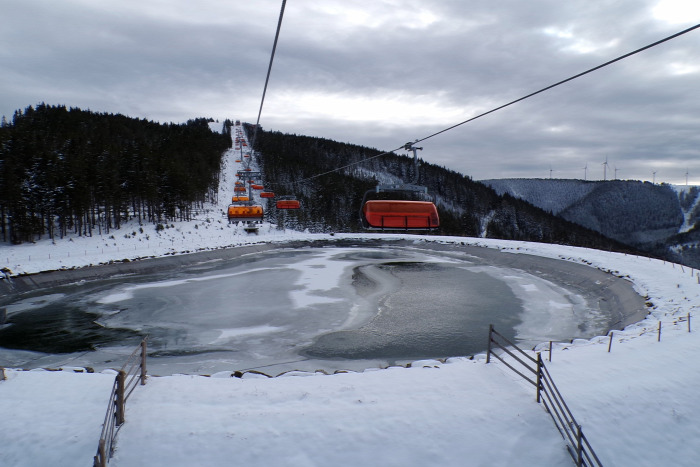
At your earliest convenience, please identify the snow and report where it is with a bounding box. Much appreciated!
[671,184,700,234]
[2,129,700,466]
[287,248,353,309]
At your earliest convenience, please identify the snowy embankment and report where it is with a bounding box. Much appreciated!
[2,127,700,465]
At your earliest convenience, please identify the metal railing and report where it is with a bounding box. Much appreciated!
[93,337,148,467]
[487,325,603,467]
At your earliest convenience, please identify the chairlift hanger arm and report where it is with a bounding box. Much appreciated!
[403,142,423,152]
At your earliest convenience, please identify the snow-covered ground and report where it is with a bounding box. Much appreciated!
[2,127,700,465]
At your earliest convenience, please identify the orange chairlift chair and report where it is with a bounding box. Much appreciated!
[360,143,439,231]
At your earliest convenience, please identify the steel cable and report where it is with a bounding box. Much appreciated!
[250,0,287,151]
[286,23,700,185]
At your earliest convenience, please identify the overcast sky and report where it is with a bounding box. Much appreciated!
[2,0,700,183]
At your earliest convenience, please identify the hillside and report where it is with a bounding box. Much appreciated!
[483,178,598,215]
[0,104,231,244]
[0,105,633,256]
[249,126,632,252]
[483,178,700,267]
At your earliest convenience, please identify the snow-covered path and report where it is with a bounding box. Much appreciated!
[109,360,569,467]
[0,369,117,467]
[545,320,700,466]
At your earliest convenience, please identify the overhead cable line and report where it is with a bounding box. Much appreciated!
[250,0,287,150]
[293,22,700,185]
[412,22,700,145]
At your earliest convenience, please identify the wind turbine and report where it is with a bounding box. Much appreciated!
[686,169,689,186]
[602,156,609,181]
[549,165,554,179]
[653,171,657,185]
[582,163,588,181]
[614,166,619,180]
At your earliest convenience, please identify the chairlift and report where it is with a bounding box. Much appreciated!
[361,198,439,230]
[260,191,275,198]
[360,143,439,231]
[276,195,300,209]
[227,204,264,223]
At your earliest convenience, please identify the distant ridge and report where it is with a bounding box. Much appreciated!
[483,178,597,215]
[482,178,700,267]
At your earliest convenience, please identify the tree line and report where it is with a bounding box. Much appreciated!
[0,104,230,243]
[250,126,635,253]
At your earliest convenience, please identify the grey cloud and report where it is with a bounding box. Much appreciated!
[1,0,699,184]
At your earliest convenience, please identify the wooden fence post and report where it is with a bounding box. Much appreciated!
[95,438,106,467]
[140,339,147,385]
[536,353,542,403]
[689,313,692,333]
[548,341,552,362]
[116,370,126,425]
[486,324,493,363]
[576,424,583,467]
[608,331,613,352]
[658,321,662,342]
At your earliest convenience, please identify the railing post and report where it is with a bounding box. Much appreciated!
[116,370,126,425]
[536,353,542,403]
[486,324,493,363]
[576,424,583,467]
[140,338,147,385]
[95,439,106,467]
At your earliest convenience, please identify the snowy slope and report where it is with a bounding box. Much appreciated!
[671,185,700,234]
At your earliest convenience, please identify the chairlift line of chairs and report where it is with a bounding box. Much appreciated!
[227,132,436,232]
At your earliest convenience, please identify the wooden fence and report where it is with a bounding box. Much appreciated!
[487,325,603,467]
[93,338,148,467]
